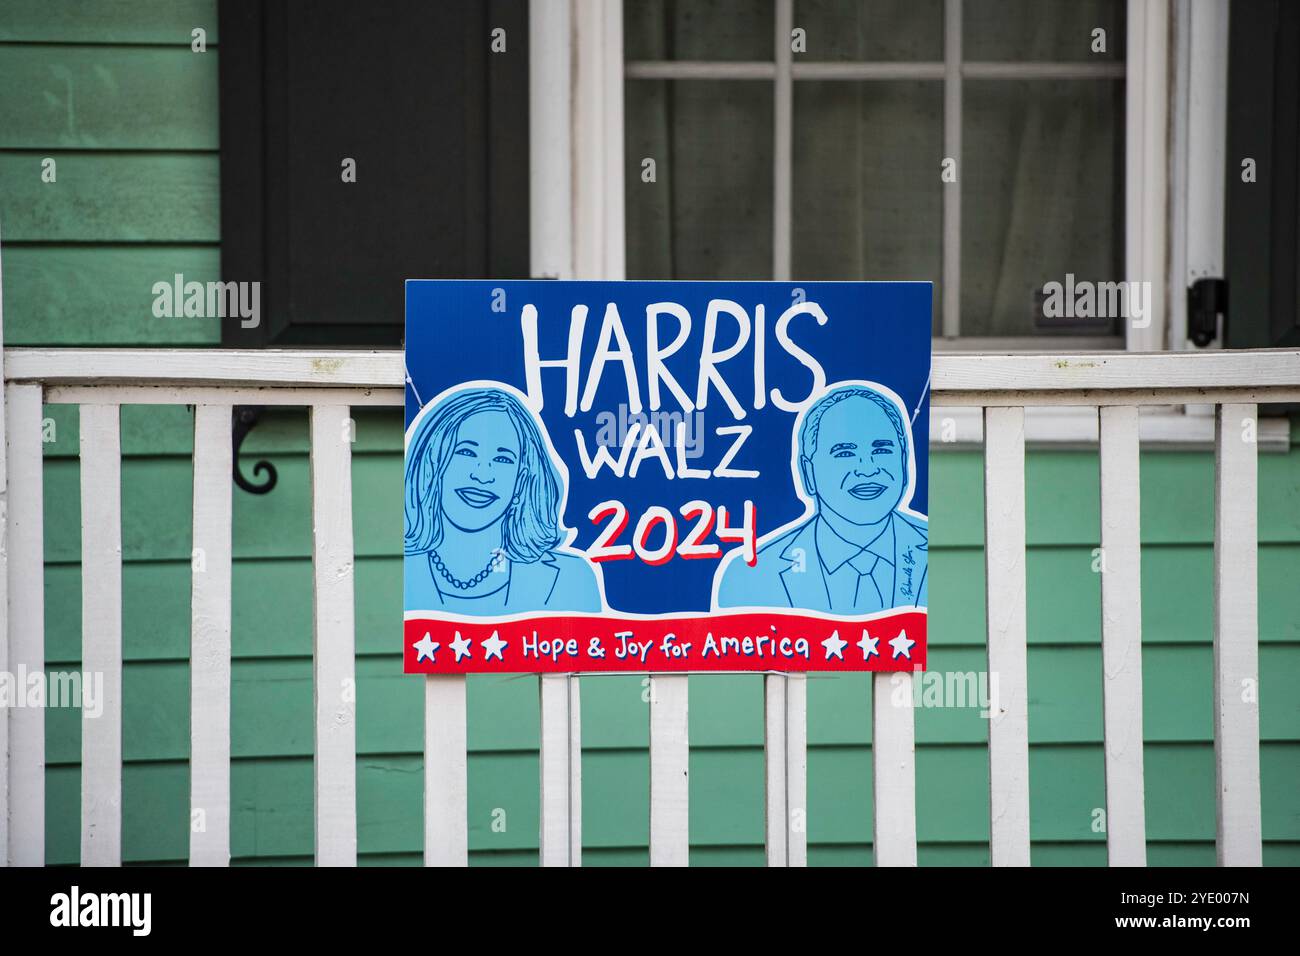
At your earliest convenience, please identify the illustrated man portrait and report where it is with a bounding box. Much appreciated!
[715,382,928,613]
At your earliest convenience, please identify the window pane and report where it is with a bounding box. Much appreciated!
[961,79,1125,337]
[793,0,944,61]
[624,0,773,61]
[792,81,942,334]
[965,0,1126,62]
[625,80,774,279]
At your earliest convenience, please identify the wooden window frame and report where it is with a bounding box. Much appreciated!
[560,0,1287,447]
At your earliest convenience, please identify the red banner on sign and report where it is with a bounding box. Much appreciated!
[403,610,926,674]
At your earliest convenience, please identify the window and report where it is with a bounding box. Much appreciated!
[1226,0,1300,349]
[622,0,1129,349]
[217,0,530,347]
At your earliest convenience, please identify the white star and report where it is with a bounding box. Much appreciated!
[857,630,880,660]
[450,631,473,662]
[822,629,847,660]
[413,632,440,664]
[482,630,507,662]
[889,629,915,660]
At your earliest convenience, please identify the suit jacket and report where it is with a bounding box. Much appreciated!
[406,549,602,615]
[716,510,928,611]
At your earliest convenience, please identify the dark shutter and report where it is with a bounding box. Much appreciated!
[1225,0,1300,348]
[218,0,530,347]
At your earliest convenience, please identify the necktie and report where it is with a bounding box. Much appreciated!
[847,551,887,613]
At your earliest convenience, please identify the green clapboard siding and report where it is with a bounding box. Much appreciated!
[2,246,221,344]
[3,4,1297,867]
[0,46,218,149]
[0,152,219,242]
[0,1,218,45]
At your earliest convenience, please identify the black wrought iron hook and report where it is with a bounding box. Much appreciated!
[232,405,278,494]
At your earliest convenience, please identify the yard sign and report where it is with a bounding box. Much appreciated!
[404,281,931,673]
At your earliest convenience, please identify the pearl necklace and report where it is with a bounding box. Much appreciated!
[430,550,504,590]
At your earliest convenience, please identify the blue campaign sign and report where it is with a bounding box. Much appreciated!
[404,280,931,673]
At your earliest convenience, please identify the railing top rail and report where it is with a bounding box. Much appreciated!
[4,347,1300,405]
[929,348,1300,405]
[3,348,407,390]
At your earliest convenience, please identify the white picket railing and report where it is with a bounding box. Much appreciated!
[3,346,1298,867]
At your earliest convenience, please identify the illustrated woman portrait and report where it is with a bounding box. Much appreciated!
[404,385,603,615]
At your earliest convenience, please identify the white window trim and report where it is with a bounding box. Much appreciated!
[533,0,1289,450]
[1126,0,1169,354]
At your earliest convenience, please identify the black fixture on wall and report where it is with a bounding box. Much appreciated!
[232,406,277,494]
